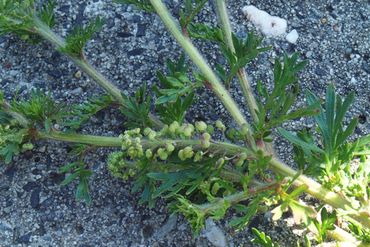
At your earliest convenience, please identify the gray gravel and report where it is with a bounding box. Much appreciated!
[0,0,369,246]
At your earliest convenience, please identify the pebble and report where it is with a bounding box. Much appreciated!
[203,219,227,247]
[74,70,82,79]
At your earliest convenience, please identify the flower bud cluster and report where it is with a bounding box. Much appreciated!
[107,151,136,180]
[119,128,143,159]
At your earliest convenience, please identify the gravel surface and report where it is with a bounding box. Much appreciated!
[0,0,369,246]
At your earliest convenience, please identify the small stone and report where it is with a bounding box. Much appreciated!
[0,221,13,232]
[203,219,227,247]
[127,48,146,56]
[155,214,178,239]
[30,188,41,209]
[286,29,299,44]
[321,17,328,24]
[136,23,147,37]
[70,87,83,95]
[18,232,32,244]
[74,70,82,79]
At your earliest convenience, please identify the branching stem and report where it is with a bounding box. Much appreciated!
[149,0,255,146]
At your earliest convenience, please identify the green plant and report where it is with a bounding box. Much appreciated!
[0,0,369,246]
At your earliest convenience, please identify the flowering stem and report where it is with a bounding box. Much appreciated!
[37,129,370,227]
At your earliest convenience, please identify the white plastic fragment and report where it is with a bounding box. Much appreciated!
[203,219,227,247]
[286,29,299,43]
[242,5,287,37]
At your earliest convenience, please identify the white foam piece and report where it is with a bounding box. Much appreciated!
[242,5,287,37]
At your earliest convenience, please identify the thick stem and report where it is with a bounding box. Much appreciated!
[269,157,370,229]
[214,0,259,122]
[149,0,252,134]
[32,19,163,128]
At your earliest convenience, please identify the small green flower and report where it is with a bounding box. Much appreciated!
[215,120,226,131]
[195,121,207,132]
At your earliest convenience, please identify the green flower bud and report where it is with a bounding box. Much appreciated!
[195,121,207,132]
[240,124,249,136]
[21,143,34,151]
[194,151,203,162]
[183,126,194,137]
[165,142,175,153]
[148,131,157,140]
[178,149,186,161]
[202,133,211,141]
[169,121,180,133]
[215,120,226,131]
[216,158,225,167]
[157,148,166,156]
[159,152,168,161]
[201,140,210,149]
[183,146,194,158]
[211,182,220,195]
[145,149,153,159]
[143,127,152,136]
[206,125,214,134]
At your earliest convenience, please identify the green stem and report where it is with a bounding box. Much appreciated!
[269,158,370,229]
[38,129,370,228]
[37,130,252,155]
[214,0,259,122]
[32,18,163,128]
[149,0,252,135]
[33,19,124,104]
[1,101,29,127]
[38,131,122,147]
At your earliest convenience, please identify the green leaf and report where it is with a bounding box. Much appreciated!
[64,95,113,130]
[38,0,56,28]
[60,171,80,186]
[278,128,325,154]
[114,0,154,12]
[120,83,152,128]
[76,178,92,204]
[252,228,280,247]
[60,17,104,57]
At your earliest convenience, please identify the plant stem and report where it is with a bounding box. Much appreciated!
[38,131,122,147]
[214,0,259,122]
[1,101,29,127]
[37,130,252,155]
[38,129,370,228]
[33,19,124,104]
[149,0,253,138]
[32,18,163,128]
[269,157,370,228]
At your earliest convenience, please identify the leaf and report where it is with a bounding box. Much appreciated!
[64,95,113,130]
[38,0,56,28]
[289,200,316,225]
[76,178,92,204]
[60,172,80,186]
[278,128,325,154]
[60,17,104,57]
[252,228,280,247]
[114,0,154,12]
[120,84,152,128]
